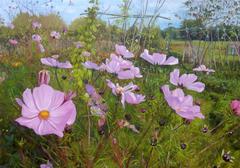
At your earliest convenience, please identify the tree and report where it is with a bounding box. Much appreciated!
[185,0,240,26]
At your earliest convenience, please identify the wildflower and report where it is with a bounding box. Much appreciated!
[161,85,204,120]
[115,44,134,58]
[41,57,72,69]
[50,31,61,39]
[106,79,145,107]
[170,69,205,92]
[140,49,178,65]
[9,39,18,46]
[193,65,215,74]
[230,100,240,116]
[32,21,41,29]
[38,70,50,86]
[15,84,77,137]
[32,34,42,43]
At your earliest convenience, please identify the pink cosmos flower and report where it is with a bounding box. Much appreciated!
[38,70,50,86]
[230,100,240,116]
[193,65,215,74]
[9,39,18,46]
[32,21,41,29]
[40,161,53,168]
[161,85,204,120]
[106,79,145,107]
[140,49,178,65]
[15,84,77,137]
[170,69,205,93]
[50,31,61,39]
[115,44,134,58]
[32,34,42,43]
[41,57,72,69]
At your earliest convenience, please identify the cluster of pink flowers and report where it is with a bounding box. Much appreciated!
[82,44,145,108]
[162,69,205,120]
[83,45,141,80]
[161,85,204,120]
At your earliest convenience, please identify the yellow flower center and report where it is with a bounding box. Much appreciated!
[38,110,50,120]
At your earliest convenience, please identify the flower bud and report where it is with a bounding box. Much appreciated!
[38,70,50,86]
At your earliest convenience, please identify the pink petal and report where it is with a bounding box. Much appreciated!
[22,88,37,110]
[163,56,178,65]
[50,100,76,128]
[57,61,72,69]
[170,69,180,86]
[185,82,205,93]
[16,117,41,133]
[117,70,135,79]
[48,90,65,111]
[37,120,64,137]
[153,53,166,65]
[179,74,198,86]
[16,98,24,107]
[140,50,154,64]
[33,84,54,110]
[41,58,57,67]
[21,104,39,118]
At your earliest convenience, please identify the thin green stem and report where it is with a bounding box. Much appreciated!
[54,68,63,90]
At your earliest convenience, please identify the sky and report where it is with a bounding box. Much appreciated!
[0,0,188,29]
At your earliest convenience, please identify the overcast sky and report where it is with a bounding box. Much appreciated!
[0,0,188,29]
